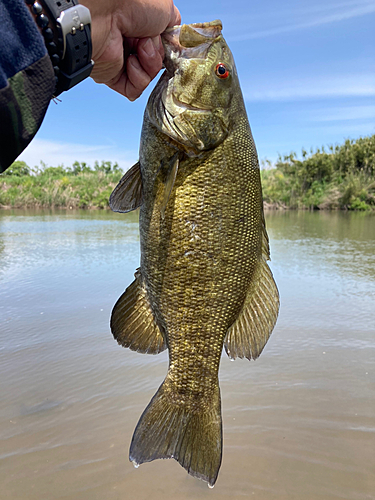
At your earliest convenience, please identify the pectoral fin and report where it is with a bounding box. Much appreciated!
[111,270,166,354]
[224,228,279,360]
[160,154,179,219]
[109,162,143,213]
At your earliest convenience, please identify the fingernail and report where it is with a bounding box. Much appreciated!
[143,38,155,57]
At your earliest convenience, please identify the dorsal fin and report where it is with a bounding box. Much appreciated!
[111,270,166,354]
[109,162,143,213]
[224,225,279,360]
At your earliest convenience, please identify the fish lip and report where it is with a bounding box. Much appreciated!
[163,19,223,38]
[161,19,223,73]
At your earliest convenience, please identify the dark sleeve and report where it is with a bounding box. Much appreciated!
[0,0,55,173]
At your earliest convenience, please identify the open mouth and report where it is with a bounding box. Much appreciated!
[164,20,223,47]
[161,20,223,73]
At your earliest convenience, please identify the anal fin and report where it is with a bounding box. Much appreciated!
[110,271,166,354]
[109,161,143,213]
[224,230,279,360]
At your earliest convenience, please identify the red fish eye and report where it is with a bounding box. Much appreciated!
[215,63,229,79]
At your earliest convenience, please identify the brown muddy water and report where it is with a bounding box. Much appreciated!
[0,209,374,500]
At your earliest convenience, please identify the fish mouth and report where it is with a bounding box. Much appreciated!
[171,92,210,113]
[161,20,223,74]
[163,19,223,47]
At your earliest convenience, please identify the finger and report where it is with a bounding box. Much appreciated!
[125,54,152,101]
[118,1,181,39]
[168,5,181,27]
[106,71,127,98]
[137,37,164,81]
[106,38,163,99]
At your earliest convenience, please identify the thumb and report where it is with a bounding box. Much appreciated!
[168,5,181,27]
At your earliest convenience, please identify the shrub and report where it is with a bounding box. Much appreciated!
[261,135,375,210]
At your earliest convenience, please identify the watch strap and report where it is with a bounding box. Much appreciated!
[26,0,94,96]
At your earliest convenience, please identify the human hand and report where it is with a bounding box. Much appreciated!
[80,0,181,100]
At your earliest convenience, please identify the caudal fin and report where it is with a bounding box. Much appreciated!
[129,379,222,487]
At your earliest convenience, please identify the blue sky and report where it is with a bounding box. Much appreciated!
[19,0,375,170]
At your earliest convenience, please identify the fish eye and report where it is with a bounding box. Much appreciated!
[215,63,229,79]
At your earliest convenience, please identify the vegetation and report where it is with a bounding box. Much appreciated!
[1,135,374,210]
[261,135,375,210]
[0,160,123,209]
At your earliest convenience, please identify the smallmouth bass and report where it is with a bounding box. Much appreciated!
[110,20,279,487]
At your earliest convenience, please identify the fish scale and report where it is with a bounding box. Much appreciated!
[109,20,279,487]
[156,141,259,389]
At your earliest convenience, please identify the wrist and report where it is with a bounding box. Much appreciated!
[79,0,113,62]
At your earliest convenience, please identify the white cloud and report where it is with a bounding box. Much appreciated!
[309,105,375,122]
[228,1,375,41]
[17,138,138,171]
[306,122,375,137]
[243,74,375,101]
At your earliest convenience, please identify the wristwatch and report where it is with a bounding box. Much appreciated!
[26,0,94,96]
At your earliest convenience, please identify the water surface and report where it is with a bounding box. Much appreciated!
[0,209,374,500]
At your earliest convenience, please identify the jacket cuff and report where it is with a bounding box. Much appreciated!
[0,54,55,173]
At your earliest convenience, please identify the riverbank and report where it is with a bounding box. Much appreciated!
[0,161,123,210]
[1,136,374,211]
[261,135,375,211]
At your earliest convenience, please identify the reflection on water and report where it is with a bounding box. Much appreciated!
[0,209,374,500]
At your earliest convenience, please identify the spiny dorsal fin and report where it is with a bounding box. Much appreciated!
[109,162,143,213]
[224,228,279,360]
[160,154,179,219]
[110,270,166,354]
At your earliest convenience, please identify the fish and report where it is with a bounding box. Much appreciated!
[109,20,279,487]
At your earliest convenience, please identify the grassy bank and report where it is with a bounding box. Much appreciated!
[1,135,374,210]
[261,135,375,210]
[0,161,123,209]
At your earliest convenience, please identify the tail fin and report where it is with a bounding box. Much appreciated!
[129,379,222,487]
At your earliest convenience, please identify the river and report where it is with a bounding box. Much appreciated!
[0,209,374,500]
